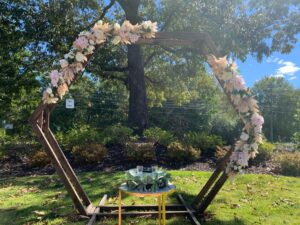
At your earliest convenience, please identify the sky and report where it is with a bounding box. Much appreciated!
[238,42,300,88]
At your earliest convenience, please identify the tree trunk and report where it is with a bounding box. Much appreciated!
[118,0,148,135]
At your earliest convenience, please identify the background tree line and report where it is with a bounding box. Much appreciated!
[1,0,300,147]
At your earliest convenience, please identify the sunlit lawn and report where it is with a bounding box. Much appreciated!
[0,171,299,225]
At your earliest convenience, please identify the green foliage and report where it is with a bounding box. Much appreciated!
[251,141,275,165]
[124,142,156,163]
[144,127,175,146]
[103,124,134,145]
[252,77,300,142]
[274,152,300,176]
[183,132,225,155]
[57,125,103,150]
[28,151,51,168]
[291,132,300,150]
[71,143,107,164]
[166,141,200,162]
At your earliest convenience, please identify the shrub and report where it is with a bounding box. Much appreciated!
[124,142,156,163]
[144,127,175,146]
[291,132,300,150]
[274,152,300,177]
[103,124,134,145]
[183,132,224,155]
[251,141,275,165]
[57,125,104,149]
[28,151,51,168]
[71,143,107,164]
[166,141,200,162]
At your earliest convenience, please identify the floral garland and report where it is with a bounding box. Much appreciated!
[42,20,158,104]
[207,55,264,174]
[42,18,263,174]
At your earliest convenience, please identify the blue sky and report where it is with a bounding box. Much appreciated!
[238,42,300,88]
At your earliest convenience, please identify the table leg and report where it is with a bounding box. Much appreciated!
[162,194,166,225]
[118,190,122,225]
[158,196,162,225]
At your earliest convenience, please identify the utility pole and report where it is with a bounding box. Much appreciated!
[269,83,274,142]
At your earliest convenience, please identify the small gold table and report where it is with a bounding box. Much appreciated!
[118,183,176,225]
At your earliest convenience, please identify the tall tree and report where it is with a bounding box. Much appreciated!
[252,77,299,141]
[2,0,300,134]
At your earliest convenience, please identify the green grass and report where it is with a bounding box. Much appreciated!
[0,171,299,225]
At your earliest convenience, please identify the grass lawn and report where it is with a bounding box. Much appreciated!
[0,171,299,225]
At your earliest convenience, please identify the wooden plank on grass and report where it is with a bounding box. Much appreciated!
[177,194,201,225]
[100,204,185,211]
[87,195,107,225]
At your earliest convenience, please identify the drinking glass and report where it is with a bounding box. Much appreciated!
[151,165,158,173]
[137,165,143,175]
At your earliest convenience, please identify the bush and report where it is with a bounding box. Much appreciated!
[71,143,107,164]
[28,151,51,168]
[274,152,300,176]
[183,132,224,155]
[57,125,104,149]
[251,141,275,165]
[124,142,156,163]
[292,132,300,150]
[103,124,134,145]
[166,141,200,162]
[144,127,175,146]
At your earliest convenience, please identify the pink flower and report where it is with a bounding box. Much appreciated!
[42,88,58,104]
[57,83,69,98]
[251,114,264,127]
[49,70,60,87]
[62,67,75,85]
[236,151,250,167]
[232,75,246,91]
[129,33,140,43]
[73,36,89,50]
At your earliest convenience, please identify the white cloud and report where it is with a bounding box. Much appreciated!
[271,74,285,78]
[267,58,300,81]
[288,76,297,80]
[278,59,284,65]
[276,61,300,76]
[266,57,280,63]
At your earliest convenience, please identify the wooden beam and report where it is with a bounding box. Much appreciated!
[100,204,185,211]
[45,129,92,207]
[95,210,193,217]
[136,32,219,56]
[193,147,233,207]
[177,194,201,225]
[30,123,87,215]
[87,195,107,225]
[197,172,228,214]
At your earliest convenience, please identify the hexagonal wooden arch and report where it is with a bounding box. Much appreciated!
[29,32,239,224]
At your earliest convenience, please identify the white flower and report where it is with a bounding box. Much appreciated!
[93,29,106,44]
[250,142,258,152]
[60,59,69,68]
[46,87,53,94]
[79,31,91,37]
[114,23,121,32]
[64,51,75,59]
[112,36,121,45]
[75,52,87,62]
[240,132,249,141]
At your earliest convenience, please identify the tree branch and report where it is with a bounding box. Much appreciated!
[84,0,116,30]
[144,50,163,67]
[103,66,128,72]
[101,71,127,84]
